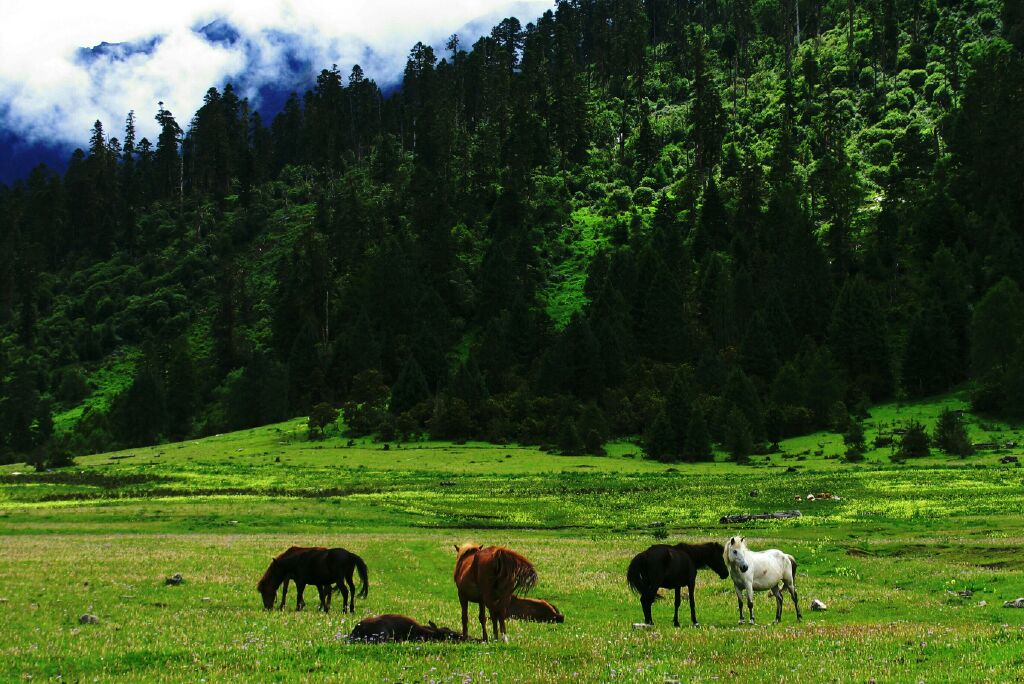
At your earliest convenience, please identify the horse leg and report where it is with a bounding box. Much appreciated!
[490,605,501,644]
[295,582,306,611]
[786,580,802,621]
[478,602,489,642]
[641,594,655,625]
[673,587,681,627]
[687,581,698,626]
[279,579,289,611]
[460,596,470,639]
[772,586,783,623]
[735,587,745,624]
[338,582,349,614]
[317,585,328,612]
[347,574,356,613]
[745,583,755,624]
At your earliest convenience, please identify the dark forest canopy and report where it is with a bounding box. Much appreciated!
[2,0,1024,466]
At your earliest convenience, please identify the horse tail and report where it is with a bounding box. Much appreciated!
[788,555,798,586]
[354,554,369,599]
[496,549,537,596]
[626,553,646,595]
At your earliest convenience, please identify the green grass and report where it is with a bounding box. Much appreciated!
[2,394,1023,681]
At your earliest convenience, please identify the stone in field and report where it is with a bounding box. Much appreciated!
[632,622,653,629]
[810,599,828,611]
[79,613,99,624]
[1003,598,1024,608]
[165,573,184,586]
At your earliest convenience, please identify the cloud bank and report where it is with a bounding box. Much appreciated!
[0,0,550,150]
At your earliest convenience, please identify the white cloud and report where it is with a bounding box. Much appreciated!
[0,0,551,147]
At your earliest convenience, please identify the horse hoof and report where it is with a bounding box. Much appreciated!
[692,622,700,627]
[738,620,745,625]
[748,619,755,625]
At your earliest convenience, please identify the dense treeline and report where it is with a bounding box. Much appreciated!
[1,0,1023,466]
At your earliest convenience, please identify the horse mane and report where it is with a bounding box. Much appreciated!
[455,542,481,562]
[256,560,280,593]
[258,557,286,593]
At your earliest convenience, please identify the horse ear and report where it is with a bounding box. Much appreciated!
[740,537,745,543]
[429,621,438,628]
[453,544,459,552]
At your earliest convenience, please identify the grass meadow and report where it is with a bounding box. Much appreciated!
[1,394,1023,682]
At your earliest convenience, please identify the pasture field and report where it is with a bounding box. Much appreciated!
[1,396,1024,682]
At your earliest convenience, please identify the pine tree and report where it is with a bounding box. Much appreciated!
[164,339,195,440]
[390,355,430,415]
[682,404,712,462]
[557,418,585,456]
[725,407,753,463]
[971,278,1024,378]
[644,408,678,462]
[829,275,892,400]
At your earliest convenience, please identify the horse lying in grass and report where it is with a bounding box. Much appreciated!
[724,536,802,624]
[348,614,467,643]
[454,543,538,642]
[257,546,369,612]
[627,542,729,626]
[507,596,564,623]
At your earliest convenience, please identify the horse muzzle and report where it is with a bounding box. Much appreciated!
[739,564,749,573]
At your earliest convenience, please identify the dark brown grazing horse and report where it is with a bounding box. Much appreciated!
[454,543,538,642]
[348,614,467,643]
[507,596,564,623]
[626,542,729,626]
[257,547,369,612]
[265,546,332,610]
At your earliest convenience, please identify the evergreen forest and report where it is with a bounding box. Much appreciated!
[2,0,1024,466]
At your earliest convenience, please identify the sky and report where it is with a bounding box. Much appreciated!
[0,0,551,183]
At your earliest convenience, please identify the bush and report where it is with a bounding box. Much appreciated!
[933,409,974,456]
[897,421,930,459]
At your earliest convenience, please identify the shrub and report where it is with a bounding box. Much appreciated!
[897,421,930,459]
[933,409,974,456]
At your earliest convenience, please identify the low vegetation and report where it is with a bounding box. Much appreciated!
[0,395,1021,681]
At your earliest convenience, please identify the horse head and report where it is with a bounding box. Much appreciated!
[706,542,730,579]
[454,542,481,561]
[257,558,282,609]
[427,621,466,641]
[725,537,749,573]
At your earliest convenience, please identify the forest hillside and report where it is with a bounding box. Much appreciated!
[1,0,1023,465]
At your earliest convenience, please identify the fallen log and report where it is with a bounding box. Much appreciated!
[719,510,802,524]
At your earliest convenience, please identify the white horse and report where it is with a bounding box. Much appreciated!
[723,536,802,624]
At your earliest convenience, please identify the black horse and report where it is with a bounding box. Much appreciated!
[626,542,729,626]
[258,547,369,612]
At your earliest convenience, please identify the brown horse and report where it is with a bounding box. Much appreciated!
[261,546,330,610]
[453,543,538,642]
[257,546,369,612]
[507,596,564,623]
[348,614,467,643]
